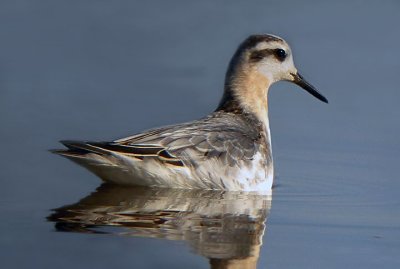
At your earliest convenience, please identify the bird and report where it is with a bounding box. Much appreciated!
[52,34,328,191]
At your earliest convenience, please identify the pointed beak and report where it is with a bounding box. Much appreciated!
[291,72,328,103]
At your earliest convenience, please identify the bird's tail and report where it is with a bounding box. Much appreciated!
[50,140,124,182]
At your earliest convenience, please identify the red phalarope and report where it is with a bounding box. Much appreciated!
[53,34,328,191]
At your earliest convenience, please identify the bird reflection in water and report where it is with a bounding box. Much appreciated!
[48,185,272,269]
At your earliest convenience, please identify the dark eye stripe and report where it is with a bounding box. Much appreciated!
[249,49,274,62]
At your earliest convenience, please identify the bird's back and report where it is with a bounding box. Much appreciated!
[54,111,273,191]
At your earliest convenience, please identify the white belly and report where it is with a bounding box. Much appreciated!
[76,151,273,192]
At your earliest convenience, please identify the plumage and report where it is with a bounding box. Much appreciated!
[53,33,327,191]
[55,111,272,190]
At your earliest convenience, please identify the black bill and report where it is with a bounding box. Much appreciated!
[291,72,328,103]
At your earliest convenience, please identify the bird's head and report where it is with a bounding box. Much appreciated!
[226,34,328,103]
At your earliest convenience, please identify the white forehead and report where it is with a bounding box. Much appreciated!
[254,40,291,52]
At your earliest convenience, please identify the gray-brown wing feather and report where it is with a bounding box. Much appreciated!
[109,113,262,167]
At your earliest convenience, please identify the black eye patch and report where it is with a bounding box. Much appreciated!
[249,49,274,62]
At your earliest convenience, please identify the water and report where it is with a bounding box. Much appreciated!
[1,1,399,268]
[48,185,271,268]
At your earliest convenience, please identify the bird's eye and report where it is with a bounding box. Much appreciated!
[275,49,287,61]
